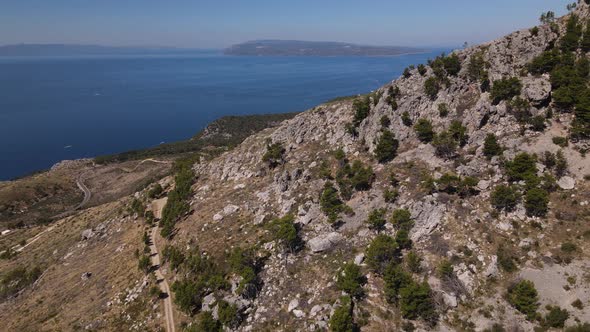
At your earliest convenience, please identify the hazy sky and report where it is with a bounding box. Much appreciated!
[0,0,572,48]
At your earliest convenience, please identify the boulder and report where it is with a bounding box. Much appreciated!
[477,180,490,191]
[442,292,458,308]
[308,232,343,253]
[558,176,575,190]
[522,75,551,106]
[81,229,95,240]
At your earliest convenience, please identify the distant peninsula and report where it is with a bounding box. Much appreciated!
[0,44,206,56]
[224,40,426,56]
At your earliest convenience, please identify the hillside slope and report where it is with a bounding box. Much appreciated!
[2,2,590,332]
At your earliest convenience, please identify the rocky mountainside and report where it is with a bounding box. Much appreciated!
[2,2,590,332]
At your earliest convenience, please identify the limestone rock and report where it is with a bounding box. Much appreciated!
[558,176,575,190]
[308,232,343,253]
[522,75,552,106]
[288,299,299,312]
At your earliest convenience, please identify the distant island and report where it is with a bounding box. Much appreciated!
[0,44,207,56]
[224,40,427,56]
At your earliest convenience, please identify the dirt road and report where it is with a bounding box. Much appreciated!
[150,226,175,332]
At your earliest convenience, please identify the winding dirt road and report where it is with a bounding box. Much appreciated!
[150,226,176,332]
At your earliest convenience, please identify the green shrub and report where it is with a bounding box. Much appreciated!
[269,214,300,253]
[505,153,537,182]
[336,160,375,199]
[320,182,347,223]
[555,150,568,177]
[528,49,560,74]
[572,299,584,310]
[405,251,422,273]
[366,209,387,232]
[561,242,578,253]
[430,53,461,78]
[329,296,356,332]
[217,300,240,328]
[383,188,399,203]
[395,229,412,250]
[390,209,413,231]
[160,165,195,238]
[352,96,371,128]
[433,131,458,158]
[162,245,186,270]
[380,115,391,128]
[228,247,258,296]
[544,306,569,328]
[565,323,590,332]
[529,115,546,132]
[483,134,502,158]
[171,279,204,314]
[468,50,489,83]
[365,234,400,273]
[424,77,440,100]
[148,183,164,199]
[438,103,449,117]
[437,260,454,278]
[138,255,151,273]
[414,119,435,143]
[383,263,412,303]
[417,64,427,76]
[552,136,569,147]
[195,312,221,332]
[530,26,539,36]
[336,263,367,299]
[524,188,549,217]
[497,245,517,272]
[374,129,399,163]
[403,67,412,78]
[262,142,285,168]
[507,280,539,320]
[490,77,522,104]
[560,14,583,52]
[491,185,521,212]
[401,111,413,126]
[399,281,437,323]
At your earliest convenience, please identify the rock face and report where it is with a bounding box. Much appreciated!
[177,4,590,330]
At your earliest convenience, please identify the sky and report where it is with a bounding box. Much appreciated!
[0,0,573,49]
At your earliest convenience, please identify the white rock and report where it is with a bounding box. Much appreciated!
[484,255,498,278]
[442,292,458,308]
[354,253,365,265]
[213,214,224,221]
[292,309,305,318]
[288,299,299,312]
[310,305,323,317]
[477,180,490,191]
[558,176,575,190]
[308,232,343,253]
[223,204,240,215]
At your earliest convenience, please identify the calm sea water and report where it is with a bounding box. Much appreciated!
[0,50,446,180]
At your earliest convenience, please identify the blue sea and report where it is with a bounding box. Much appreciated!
[0,50,446,180]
